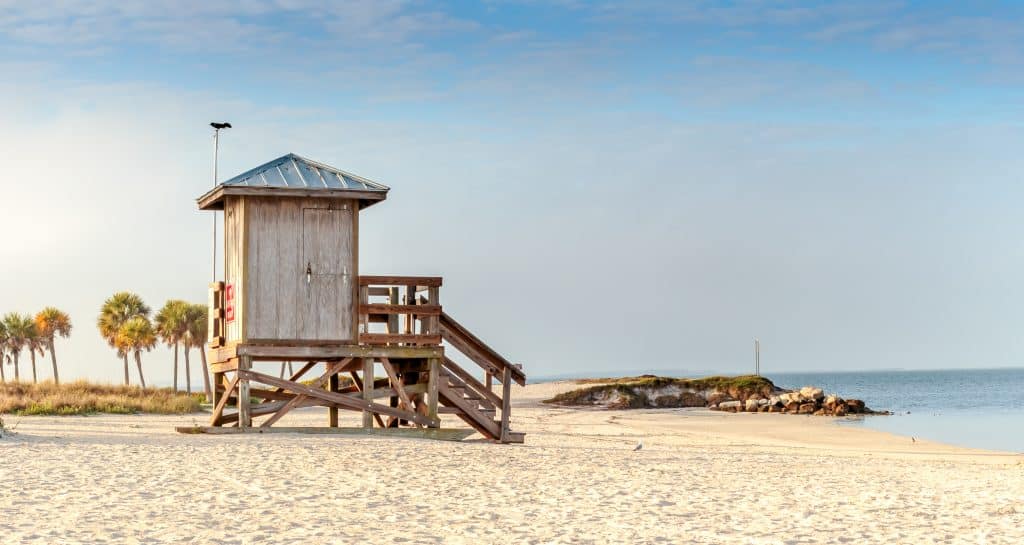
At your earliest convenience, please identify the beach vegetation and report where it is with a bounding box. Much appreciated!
[115,316,157,389]
[1,313,38,383]
[34,307,72,385]
[155,300,190,393]
[0,380,201,416]
[183,303,213,402]
[97,292,151,385]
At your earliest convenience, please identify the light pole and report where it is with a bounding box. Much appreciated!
[210,122,231,282]
[753,337,761,376]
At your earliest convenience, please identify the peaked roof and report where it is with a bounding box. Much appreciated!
[197,153,389,210]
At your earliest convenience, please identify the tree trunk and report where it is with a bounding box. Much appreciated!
[13,351,20,382]
[135,351,147,389]
[184,346,192,394]
[30,350,37,383]
[48,339,59,385]
[199,346,212,403]
[172,342,179,392]
[1,353,6,383]
[123,353,130,385]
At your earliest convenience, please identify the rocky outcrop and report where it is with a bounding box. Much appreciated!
[544,376,885,416]
[709,388,885,416]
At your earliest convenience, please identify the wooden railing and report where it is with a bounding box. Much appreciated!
[358,276,442,346]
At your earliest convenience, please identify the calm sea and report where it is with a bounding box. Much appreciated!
[768,368,1024,453]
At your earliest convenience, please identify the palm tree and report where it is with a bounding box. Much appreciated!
[185,303,213,402]
[155,300,189,392]
[115,316,156,388]
[0,320,8,383]
[35,307,72,385]
[24,323,45,383]
[2,313,36,382]
[97,292,150,385]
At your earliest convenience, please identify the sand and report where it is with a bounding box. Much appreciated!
[1,380,1022,544]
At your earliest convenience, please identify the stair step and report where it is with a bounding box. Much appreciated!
[438,406,496,417]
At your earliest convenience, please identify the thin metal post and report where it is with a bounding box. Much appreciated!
[212,128,219,282]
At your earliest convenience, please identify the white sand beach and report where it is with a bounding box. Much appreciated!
[2,381,1022,544]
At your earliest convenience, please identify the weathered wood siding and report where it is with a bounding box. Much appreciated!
[244,196,356,342]
[223,196,246,342]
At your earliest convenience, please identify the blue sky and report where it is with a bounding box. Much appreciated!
[2,1,1023,383]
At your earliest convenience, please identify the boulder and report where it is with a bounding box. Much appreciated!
[846,399,865,413]
[798,403,816,415]
[832,404,847,417]
[768,404,781,413]
[800,386,825,401]
[812,408,826,416]
[759,405,769,412]
[823,395,842,409]
[745,399,760,412]
[768,395,782,406]
[718,400,742,412]
[784,401,801,412]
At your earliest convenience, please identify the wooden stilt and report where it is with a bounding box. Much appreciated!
[500,366,512,443]
[238,356,252,428]
[349,370,387,428]
[380,357,422,428]
[329,365,339,427]
[427,358,439,426]
[361,358,373,428]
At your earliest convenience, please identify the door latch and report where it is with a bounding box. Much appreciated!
[306,262,312,285]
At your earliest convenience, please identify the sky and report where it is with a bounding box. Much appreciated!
[1,0,1023,384]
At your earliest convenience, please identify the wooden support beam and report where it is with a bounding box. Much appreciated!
[237,369,437,427]
[235,344,443,360]
[500,366,512,443]
[238,356,252,428]
[358,334,441,345]
[360,304,441,315]
[379,357,421,428]
[361,359,373,428]
[359,275,442,287]
[210,357,239,374]
[210,375,239,426]
[260,359,351,429]
[349,370,386,428]
[427,358,439,426]
[176,426,475,442]
[329,372,340,427]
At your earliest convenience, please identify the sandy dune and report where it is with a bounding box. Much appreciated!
[1,381,1022,544]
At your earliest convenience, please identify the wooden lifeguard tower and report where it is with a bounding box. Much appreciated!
[184,153,526,442]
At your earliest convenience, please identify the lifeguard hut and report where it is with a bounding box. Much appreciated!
[184,153,526,442]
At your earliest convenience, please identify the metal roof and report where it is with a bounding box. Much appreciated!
[197,153,390,210]
[222,153,389,192]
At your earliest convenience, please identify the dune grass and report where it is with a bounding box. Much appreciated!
[0,380,203,416]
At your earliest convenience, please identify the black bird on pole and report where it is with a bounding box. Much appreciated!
[210,122,232,129]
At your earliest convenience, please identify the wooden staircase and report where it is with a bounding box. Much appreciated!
[353,278,526,443]
[436,312,526,443]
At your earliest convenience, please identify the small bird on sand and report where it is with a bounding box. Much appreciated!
[633,441,643,451]
[912,437,916,443]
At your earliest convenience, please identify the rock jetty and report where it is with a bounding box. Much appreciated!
[544,376,885,416]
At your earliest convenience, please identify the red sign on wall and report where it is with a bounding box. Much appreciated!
[225,283,235,323]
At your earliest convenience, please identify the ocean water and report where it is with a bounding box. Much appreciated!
[768,368,1024,453]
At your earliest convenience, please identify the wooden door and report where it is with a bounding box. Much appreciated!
[300,207,354,340]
